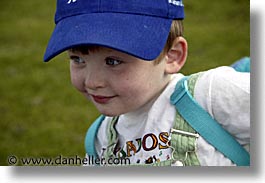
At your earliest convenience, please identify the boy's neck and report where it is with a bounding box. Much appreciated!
[122,77,172,120]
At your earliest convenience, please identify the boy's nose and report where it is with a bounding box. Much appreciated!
[84,68,105,90]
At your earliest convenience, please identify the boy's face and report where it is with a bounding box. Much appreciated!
[68,47,171,116]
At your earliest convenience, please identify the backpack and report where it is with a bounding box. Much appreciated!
[84,57,250,166]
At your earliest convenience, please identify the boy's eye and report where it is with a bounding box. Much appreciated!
[70,56,85,64]
[105,57,122,66]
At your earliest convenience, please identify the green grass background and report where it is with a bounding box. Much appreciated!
[0,0,249,165]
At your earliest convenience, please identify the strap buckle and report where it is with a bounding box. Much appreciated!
[170,128,199,138]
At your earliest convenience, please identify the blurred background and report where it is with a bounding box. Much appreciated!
[0,0,249,165]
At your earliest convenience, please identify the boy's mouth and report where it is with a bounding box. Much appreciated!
[90,95,117,104]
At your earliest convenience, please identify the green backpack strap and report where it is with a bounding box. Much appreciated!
[85,115,105,158]
[170,75,250,166]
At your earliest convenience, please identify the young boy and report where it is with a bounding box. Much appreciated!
[44,0,250,166]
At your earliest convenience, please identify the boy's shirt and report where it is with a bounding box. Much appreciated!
[94,66,250,166]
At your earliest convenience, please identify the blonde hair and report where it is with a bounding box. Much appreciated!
[154,20,184,64]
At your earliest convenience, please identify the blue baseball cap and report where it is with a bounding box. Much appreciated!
[44,0,184,62]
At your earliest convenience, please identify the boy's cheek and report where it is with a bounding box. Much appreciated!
[70,73,85,93]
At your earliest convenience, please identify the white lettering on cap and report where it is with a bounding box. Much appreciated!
[67,0,77,4]
[168,0,184,6]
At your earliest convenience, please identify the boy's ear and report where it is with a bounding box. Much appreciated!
[165,37,188,74]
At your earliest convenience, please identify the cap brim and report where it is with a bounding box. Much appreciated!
[44,13,172,62]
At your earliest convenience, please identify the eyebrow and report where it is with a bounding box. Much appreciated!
[68,55,80,60]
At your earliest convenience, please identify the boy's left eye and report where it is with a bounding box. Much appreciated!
[105,57,122,66]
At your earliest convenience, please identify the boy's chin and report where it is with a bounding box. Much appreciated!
[97,109,123,117]
[100,112,120,117]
